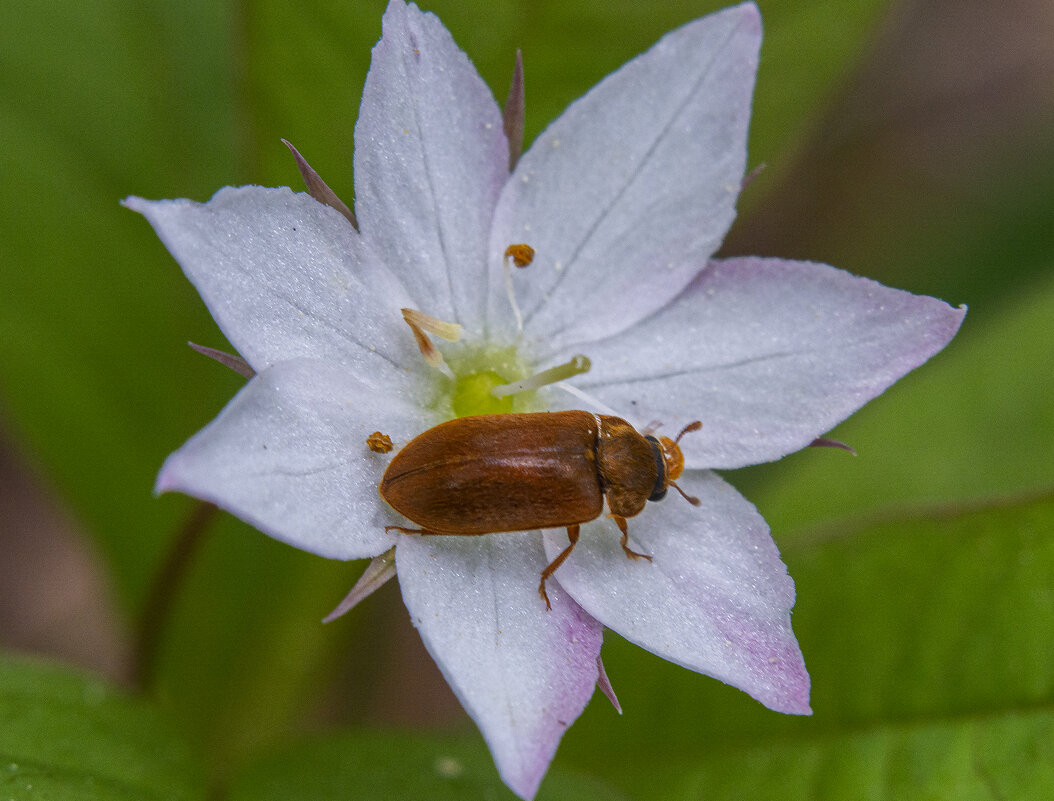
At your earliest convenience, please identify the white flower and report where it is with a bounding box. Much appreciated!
[125,2,964,798]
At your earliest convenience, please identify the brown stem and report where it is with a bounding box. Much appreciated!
[132,501,218,691]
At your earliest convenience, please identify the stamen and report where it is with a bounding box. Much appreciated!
[400,308,462,341]
[401,308,458,379]
[502,244,534,334]
[505,243,535,267]
[491,354,591,398]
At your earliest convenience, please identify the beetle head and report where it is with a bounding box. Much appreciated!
[654,421,702,507]
[659,420,701,479]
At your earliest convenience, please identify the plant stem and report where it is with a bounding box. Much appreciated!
[132,501,218,691]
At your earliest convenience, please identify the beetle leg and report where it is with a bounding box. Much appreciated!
[612,516,652,562]
[538,525,580,611]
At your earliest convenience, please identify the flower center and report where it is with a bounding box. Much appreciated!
[403,242,595,420]
[451,370,515,417]
[445,345,527,417]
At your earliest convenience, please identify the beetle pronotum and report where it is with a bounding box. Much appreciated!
[378,411,701,609]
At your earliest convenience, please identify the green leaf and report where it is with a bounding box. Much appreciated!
[672,709,1054,801]
[0,655,204,801]
[225,730,629,801]
[792,491,1054,727]
[556,491,1054,796]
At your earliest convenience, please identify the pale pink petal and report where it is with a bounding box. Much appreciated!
[488,3,760,350]
[544,471,810,715]
[549,257,965,469]
[354,0,508,331]
[158,358,440,560]
[396,533,602,800]
[124,187,418,377]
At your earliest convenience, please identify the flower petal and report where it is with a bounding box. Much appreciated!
[396,533,602,800]
[488,2,760,351]
[125,187,418,376]
[157,358,439,560]
[544,471,810,715]
[354,0,508,332]
[553,257,966,469]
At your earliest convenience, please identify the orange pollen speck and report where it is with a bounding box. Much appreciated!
[504,243,535,268]
[367,431,394,453]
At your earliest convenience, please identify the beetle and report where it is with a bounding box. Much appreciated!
[377,411,701,609]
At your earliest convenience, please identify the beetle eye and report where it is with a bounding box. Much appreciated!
[645,436,668,502]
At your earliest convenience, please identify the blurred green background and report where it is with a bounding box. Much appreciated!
[1,0,1052,799]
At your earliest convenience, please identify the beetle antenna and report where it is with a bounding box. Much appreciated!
[670,480,701,506]
[674,420,702,444]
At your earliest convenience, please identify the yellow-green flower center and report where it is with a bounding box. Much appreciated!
[445,346,529,418]
[435,345,592,420]
[452,370,515,416]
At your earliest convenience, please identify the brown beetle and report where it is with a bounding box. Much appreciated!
[378,411,701,609]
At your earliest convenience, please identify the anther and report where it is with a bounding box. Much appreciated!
[505,243,535,267]
[502,243,535,334]
[401,308,461,378]
[491,354,591,398]
[400,308,462,341]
